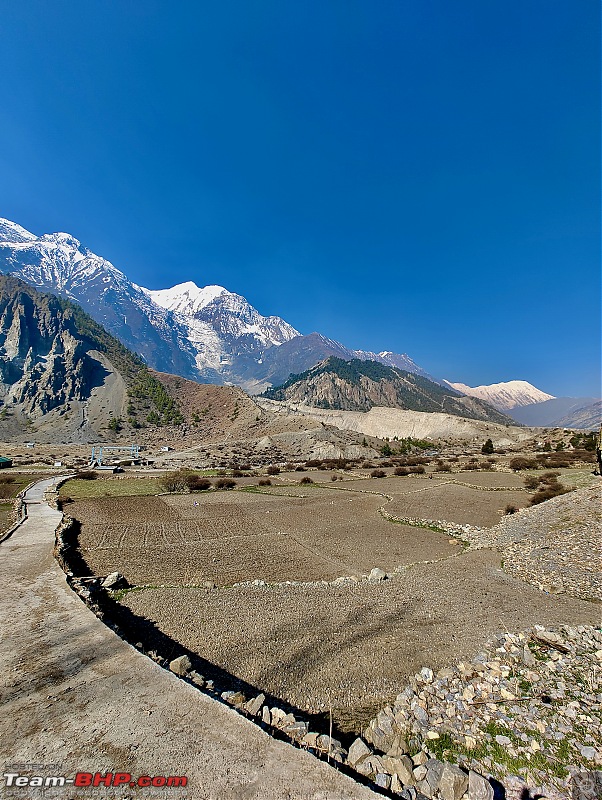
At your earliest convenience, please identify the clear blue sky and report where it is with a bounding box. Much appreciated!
[1,1,599,397]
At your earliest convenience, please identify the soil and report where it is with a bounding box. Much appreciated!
[122,549,599,732]
[66,472,601,734]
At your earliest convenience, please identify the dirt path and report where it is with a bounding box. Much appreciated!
[0,478,379,800]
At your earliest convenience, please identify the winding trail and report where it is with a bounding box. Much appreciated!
[0,478,378,800]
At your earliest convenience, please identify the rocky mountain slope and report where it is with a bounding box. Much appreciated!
[0,218,432,391]
[445,379,555,411]
[264,358,514,424]
[0,276,185,442]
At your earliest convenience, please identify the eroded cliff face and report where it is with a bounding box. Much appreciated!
[0,284,97,416]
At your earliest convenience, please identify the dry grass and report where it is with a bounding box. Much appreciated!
[60,477,161,499]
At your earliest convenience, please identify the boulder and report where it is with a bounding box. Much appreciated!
[382,755,415,786]
[425,759,444,792]
[375,773,391,789]
[102,572,128,590]
[347,737,371,767]
[468,770,494,800]
[438,763,468,800]
[369,567,387,582]
[169,655,191,676]
[243,693,265,716]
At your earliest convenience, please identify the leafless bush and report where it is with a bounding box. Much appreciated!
[186,475,212,491]
[215,478,236,490]
[509,457,538,471]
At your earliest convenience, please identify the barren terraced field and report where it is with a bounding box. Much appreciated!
[65,471,600,734]
[72,485,458,585]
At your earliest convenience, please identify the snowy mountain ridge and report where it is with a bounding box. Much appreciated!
[445,379,555,411]
[0,218,306,386]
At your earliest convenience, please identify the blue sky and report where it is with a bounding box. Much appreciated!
[1,1,599,397]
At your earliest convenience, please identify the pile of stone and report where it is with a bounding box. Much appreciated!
[350,625,601,799]
[168,654,348,761]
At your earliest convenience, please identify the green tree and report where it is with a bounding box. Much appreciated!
[481,438,494,455]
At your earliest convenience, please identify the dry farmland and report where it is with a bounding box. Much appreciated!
[64,470,600,732]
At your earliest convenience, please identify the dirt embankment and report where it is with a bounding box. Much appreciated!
[255,399,536,446]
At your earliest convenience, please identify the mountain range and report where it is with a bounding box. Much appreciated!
[0,218,431,393]
[0,217,599,429]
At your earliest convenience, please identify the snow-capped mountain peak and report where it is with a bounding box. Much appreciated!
[0,218,37,244]
[148,282,228,315]
[444,379,555,411]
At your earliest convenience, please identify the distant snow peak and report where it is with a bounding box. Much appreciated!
[148,282,228,315]
[445,379,555,411]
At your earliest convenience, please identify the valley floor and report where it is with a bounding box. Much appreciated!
[63,469,600,733]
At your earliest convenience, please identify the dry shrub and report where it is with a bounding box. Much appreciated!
[305,460,322,468]
[258,479,271,487]
[159,470,189,493]
[0,475,15,484]
[370,469,386,478]
[409,465,425,474]
[523,475,540,490]
[77,470,98,480]
[504,504,519,515]
[186,475,212,491]
[435,462,452,473]
[362,462,375,469]
[509,457,538,471]
[395,467,410,476]
[529,484,570,505]
[300,476,314,484]
[215,478,236,490]
[266,465,280,475]
[406,456,429,466]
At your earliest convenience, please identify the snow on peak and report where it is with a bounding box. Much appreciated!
[444,379,555,411]
[147,282,229,315]
[0,218,37,243]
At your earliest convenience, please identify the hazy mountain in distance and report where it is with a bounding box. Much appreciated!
[508,397,600,428]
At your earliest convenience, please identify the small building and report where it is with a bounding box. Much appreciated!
[0,457,13,469]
